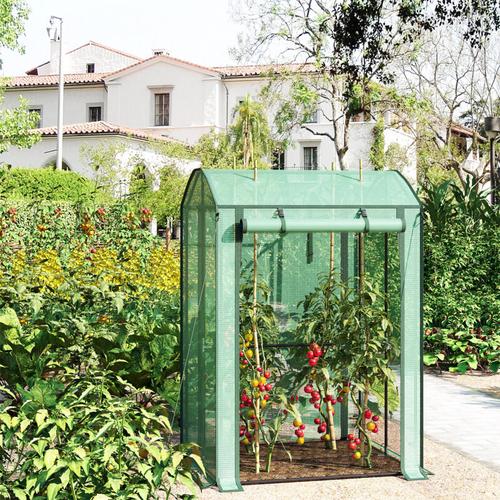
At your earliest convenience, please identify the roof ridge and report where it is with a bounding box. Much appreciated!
[105,53,219,80]
[25,41,143,74]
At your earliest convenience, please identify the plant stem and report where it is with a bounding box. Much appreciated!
[352,390,372,468]
[265,444,274,473]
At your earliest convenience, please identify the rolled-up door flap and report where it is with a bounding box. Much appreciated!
[241,217,405,234]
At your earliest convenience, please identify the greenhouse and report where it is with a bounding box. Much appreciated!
[180,169,427,491]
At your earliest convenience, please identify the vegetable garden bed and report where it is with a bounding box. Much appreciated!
[240,440,400,483]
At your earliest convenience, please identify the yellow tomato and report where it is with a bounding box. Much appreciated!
[366,422,376,431]
[261,399,267,408]
[242,438,250,446]
[259,376,267,384]
[296,437,305,445]
[293,418,302,428]
[324,433,331,441]
[353,451,362,460]
[245,333,253,342]
[251,379,259,387]
[248,409,255,418]
[245,349,254,359]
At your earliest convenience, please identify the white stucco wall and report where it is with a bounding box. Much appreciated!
[3,86,107,127]
[0,135,199,184]
[105,61,220,134]
[37,41,139,75]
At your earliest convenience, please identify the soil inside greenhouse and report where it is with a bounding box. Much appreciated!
[240,440,400,483]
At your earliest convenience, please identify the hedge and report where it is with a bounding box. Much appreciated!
[0,167,104,202]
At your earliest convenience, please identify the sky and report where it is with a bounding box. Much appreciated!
[1,0,241,76]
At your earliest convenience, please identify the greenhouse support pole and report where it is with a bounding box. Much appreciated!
[214,208,243,492]
[399,208,427,481]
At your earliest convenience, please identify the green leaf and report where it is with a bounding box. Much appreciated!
[35,409,49,427]
[467,359,478,370]
[47,483,61,500]
[60,468,71,488]
[0,307,21,330]
[12,488,27,500]
[44,448,59,469]
[423,354,438,366]
[103,444,117,463]
[73,446,87,459]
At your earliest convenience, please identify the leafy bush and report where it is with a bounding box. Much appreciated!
[0,202,194,498]
[0,167,104,203]
[0,370,204,499]
[422,179,499,371]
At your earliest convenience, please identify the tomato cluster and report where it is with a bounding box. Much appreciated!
[305,342,323,367]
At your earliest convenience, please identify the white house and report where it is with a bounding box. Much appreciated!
[0,40,417,182]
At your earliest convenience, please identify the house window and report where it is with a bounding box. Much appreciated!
[28,107,42,128]
[272,150,285,170]
[86,63,95,73]
[88,105,102,122]
[304,109,318,123]
[303,146,318,170]
[154,93,170,126]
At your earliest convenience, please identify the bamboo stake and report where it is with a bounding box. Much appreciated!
[249,116,261,473]
[252,232,261,473]
[325,157,337,449]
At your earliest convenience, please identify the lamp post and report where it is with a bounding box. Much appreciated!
[47,16,64,170]
[484,117,500,205]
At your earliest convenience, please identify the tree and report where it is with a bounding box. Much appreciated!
[195,95,274,169]
[0,0,40,153]
[232,95,273,169]
[193,130,235,168]
[233,0,500,170]
[396,28,500,187]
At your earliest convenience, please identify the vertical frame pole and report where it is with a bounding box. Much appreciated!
[384,232,389,455]
[399,208,427,480]
[215,208,243,491]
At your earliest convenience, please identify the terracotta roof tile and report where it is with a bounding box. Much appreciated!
[36,121,180,143]
[213,63,318,78]
[5,73,108,88]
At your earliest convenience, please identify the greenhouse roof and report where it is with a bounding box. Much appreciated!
[197,169,420,208]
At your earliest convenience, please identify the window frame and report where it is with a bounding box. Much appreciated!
[304,108,319,124]
[272,150,286,170]
[86,63,95,73]
[86,103,104,122]
[302,144,319,170]
[154,93,170,126]
[148,86,174,127]
[28,105,43,128]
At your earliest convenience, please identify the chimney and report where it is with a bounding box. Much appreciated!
[152,48,168,56]
[50,39,61,74]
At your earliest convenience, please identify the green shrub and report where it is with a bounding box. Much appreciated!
[0,370,203,499]
[0,167,105,203]
[422,179,499,372]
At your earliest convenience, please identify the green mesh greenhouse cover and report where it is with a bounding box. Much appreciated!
[181,169,426,491]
